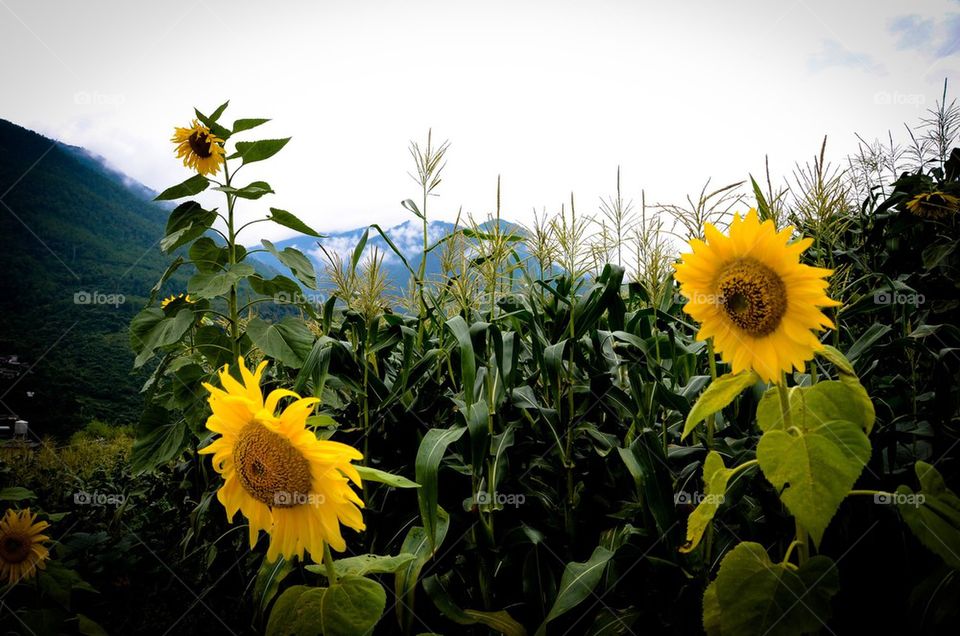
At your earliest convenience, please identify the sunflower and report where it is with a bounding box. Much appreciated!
[0,508,51,586]
[904,191,960,219]
[160,293,194,309]
[199,358,365,562]
[674,210,839,383]
[171,120,226,176]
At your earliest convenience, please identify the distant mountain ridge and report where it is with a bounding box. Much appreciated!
[0,118,186,432]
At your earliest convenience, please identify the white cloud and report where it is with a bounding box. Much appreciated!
[1,0,958,243]
[890,12,960,58]
[808,39,887,75]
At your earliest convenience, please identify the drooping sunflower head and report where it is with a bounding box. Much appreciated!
[904,191,960,219]
[171,120,226,176]
[674,209,839,383]
[160,293,194,310]
[0,508,51,586]
[199,358,365,562]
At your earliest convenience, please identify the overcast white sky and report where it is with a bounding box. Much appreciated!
[1,0,958,243]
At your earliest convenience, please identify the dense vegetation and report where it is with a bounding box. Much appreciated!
[2,93,960,636]
[0,120,187,430]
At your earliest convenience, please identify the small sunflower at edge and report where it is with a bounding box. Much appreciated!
[0,508,51,586]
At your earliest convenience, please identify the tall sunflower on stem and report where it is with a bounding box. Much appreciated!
[674,209,838,383]
[171,119,226,176]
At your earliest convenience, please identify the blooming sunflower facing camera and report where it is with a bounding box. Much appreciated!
[171,119,225,176]
[199,358,365,562]
[674,210,839,383]
[0,508,51,586]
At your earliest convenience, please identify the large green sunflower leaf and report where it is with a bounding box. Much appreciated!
[160,201,217,253]
[268,208,324,238]
[682,371,760,440]
[188,237,246,273]
[129,307,194,367]
[756,385,802,433]
[318,575,386,636]
[680,451,734,553]
[262,239,318,289]
[896,461,960,570]
[232,117,270,134]
[702,581,722,636]
[246,317,315,369]
[266,576,386,636]
[306,553,416,579]
[130,405,188,474]
[0,486,36,502]
[756,381,873,434]
[803,381,874,435]
[266,585,322,636]
[232,137,291,165]
[816,345,875,434]
[187,262,256,299]
[758,419,870,546]
[214,180,274,200]
[154,173,209,201]
[710,542,839,636]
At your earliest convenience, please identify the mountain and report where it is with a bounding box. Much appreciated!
[0,118,523,436]
[0,119,188,434]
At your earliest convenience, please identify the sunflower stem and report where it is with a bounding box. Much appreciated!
[322,543,338,584]
[778,371,807,564]
[706,338,718,447]
[776,372,793,429]
[223,159,240,362]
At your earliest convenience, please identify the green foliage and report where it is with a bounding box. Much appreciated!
[0,119,189,431]
[706,542,839,636]
[682,370,760,440]
[680,451,736,553]
[896,462,960,570]
[535,546,614,636]
[7,99,960,633]
[267,576,386,636]
[306,553,417,579]
[758,418,870,546]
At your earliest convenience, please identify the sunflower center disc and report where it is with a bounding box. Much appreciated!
[0,535,29,564]
[188,131,213,158]
[234,423,313,508]
[717,258,787,337]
